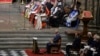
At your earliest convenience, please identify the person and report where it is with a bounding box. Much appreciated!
[87,32,93,46]
[72,32,81,51]
[66,32,81,56]
[34,4,49,29]
[94,37,100,56]
[24,1,35,18]
[62,6,71,26]
[90,34,99,48]
[46,29,61,53]
[56,0,63,9]
[28,1,41,25]
[49,3,62,27]
[65,6,79,27]
[65,1,81,27]
[45,0,53,11]
[86,34,100,56]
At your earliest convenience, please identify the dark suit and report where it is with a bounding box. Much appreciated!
[95,41,100,56]
[49,9,61,27]
[72,36,81,51]
[87,37,93,46]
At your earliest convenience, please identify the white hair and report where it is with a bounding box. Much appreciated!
[88,32,92,35]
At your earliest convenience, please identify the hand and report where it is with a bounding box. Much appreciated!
[64,14,68,17]
[53,16,57,18]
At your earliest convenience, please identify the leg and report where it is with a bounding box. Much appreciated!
[46,43,51,53]
[66,45,72,56]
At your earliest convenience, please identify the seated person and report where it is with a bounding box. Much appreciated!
[72,33,81,51]
[49,4,62,27]
[66,33,81,56]
[25,1,40,19]
[87,32,93,46]
[34,4,49,29]
[65,7,79,27]
[46,30,61,53]
[94,37,100,56]
[64,1,81,27]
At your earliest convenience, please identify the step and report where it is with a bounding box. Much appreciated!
[0,45,66,49]
[0,34,66,37]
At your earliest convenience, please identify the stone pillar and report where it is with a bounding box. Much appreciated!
[96,0,100,26]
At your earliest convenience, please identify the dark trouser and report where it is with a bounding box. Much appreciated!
[46,43,51,53]
[86,50,93,56]
[46,42,60,53]
[66,45,72,56]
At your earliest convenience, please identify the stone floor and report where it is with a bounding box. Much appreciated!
[0,3,33,31]
[0,49,28,56]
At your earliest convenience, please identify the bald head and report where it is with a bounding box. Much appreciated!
[55,29,59,34]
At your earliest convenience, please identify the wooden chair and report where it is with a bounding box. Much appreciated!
[50,39,61,53]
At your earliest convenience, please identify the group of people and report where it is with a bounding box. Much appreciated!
[80,32,100,56]
[24,0,81,30]
[66,32,100,56]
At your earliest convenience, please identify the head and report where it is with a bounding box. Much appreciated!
[55,29,59,34]
[41,0,47,4]
[93,34,100,41]
[64,6,71,13]
[87,32,92,37]
[46,0,50,2]
[75,32,79,38]
[35,0,41,5]
[76,1,81,9]
[39,4,46,13]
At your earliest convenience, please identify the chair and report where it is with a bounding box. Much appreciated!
[46,33,62,54]
[50,38,61,53]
